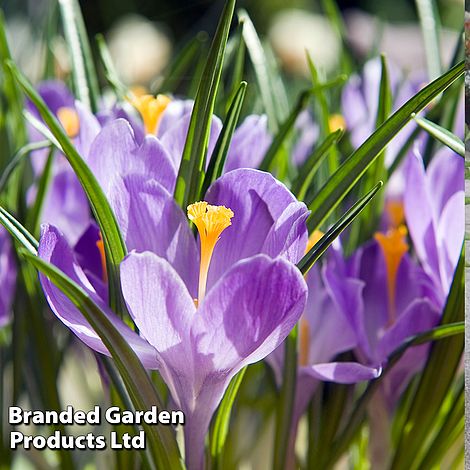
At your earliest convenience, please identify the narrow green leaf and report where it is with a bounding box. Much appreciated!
[0,206,38,254]
[210,367,247,468]
[416,0,442,80]
[20,251,183,470]
[202,81,247,195]
[323,321,464,469]
[158,33,206,94]
[306,53,338,174]
[238,10,282,131]
[0,140,51,193]
[58,0,99,111]
[416,381,464,470]
[25,147,55,236]
[225,24,246,113]
[8,61,127,314]
[391,249,464,469]
[273,324,298,470]
[307,61,464,232]
[173,0,236,208]
[259,89,312,172]
[298,181,383,275]
[293,129,343,202]
[96,33,128,101]
[414,114,464,157]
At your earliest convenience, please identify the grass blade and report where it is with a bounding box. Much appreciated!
[202,81,247,195]
[416,0,442,80]
[173,0,236,208]
[210,367,247,469]
[414,114,464,157]
[58,0,99,111]
[0,206,39,254]
[259,89,312,172]
[294,129,343,202]
[307,60,464,232]
[298,181,383,275]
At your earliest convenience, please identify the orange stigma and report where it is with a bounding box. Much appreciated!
[386,200,405,229]
[57,107,80,138]
[187,202,234,303]
[374,226,408,324]
[306,230,324,254]
[298,317,311,366]
[96,234,108,283]
[130,93,171,135]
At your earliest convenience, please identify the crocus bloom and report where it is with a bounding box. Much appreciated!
[342,57,418,167]
[404,147,464,301]
[38,168,309,469]
[0,228,16,328]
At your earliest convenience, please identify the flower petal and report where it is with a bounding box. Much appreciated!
[305,362,381,383]
[107,174,199,296]
[38,225,158,368]
[205,168,309,283]
[86,119,176,194]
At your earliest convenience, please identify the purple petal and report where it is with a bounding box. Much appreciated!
[40,168,91,245]
[157,99,194,137]
[292,110,319,167]
[304,362,381,383]
[375,299,440,362]
[107,174,199,297]
[224,114,272,172]
[196,255,307,371]
[205,169,309,284]
[74,101,101,158]
[86,119,176,194]
[38,225,158,368]
[160,111,222,170]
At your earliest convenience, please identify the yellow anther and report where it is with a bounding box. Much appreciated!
[96,234,108,283]
[328,114,346,132]
[130,93,171,135]
[187,201,234,303]
[374,226,408,324]
[298,316,311,367]
[386,200,405,229]
[57,107,80,138]
[306,230,324,254]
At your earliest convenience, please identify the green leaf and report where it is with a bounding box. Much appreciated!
[20,250,183,469]
[273,324,298,470]
[238,9,283,131]
[158,33,207,94]
[173,0,236,208]
[25,147,54,236]
[58,0,99,111]
[416,0,442,80]
[293,129,343,202]
[323,321,464,469]
[225,24,246,114]
[259,89,313,172]
[391,249,464,469]
[0,206,38,254]
[202,81,247,195]
[96,33,128,101]
[306,53,339,174]
[8,61,128,315]
[306,60,464,232]
[0,140,51,193]
[298,181,383,276]
[210,367,247,469]
[413,114,464,157]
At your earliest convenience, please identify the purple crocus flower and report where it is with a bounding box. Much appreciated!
[342,57,418,167]
[0,228,16,328]
[404,147,464,301]
[38,167,309,469]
